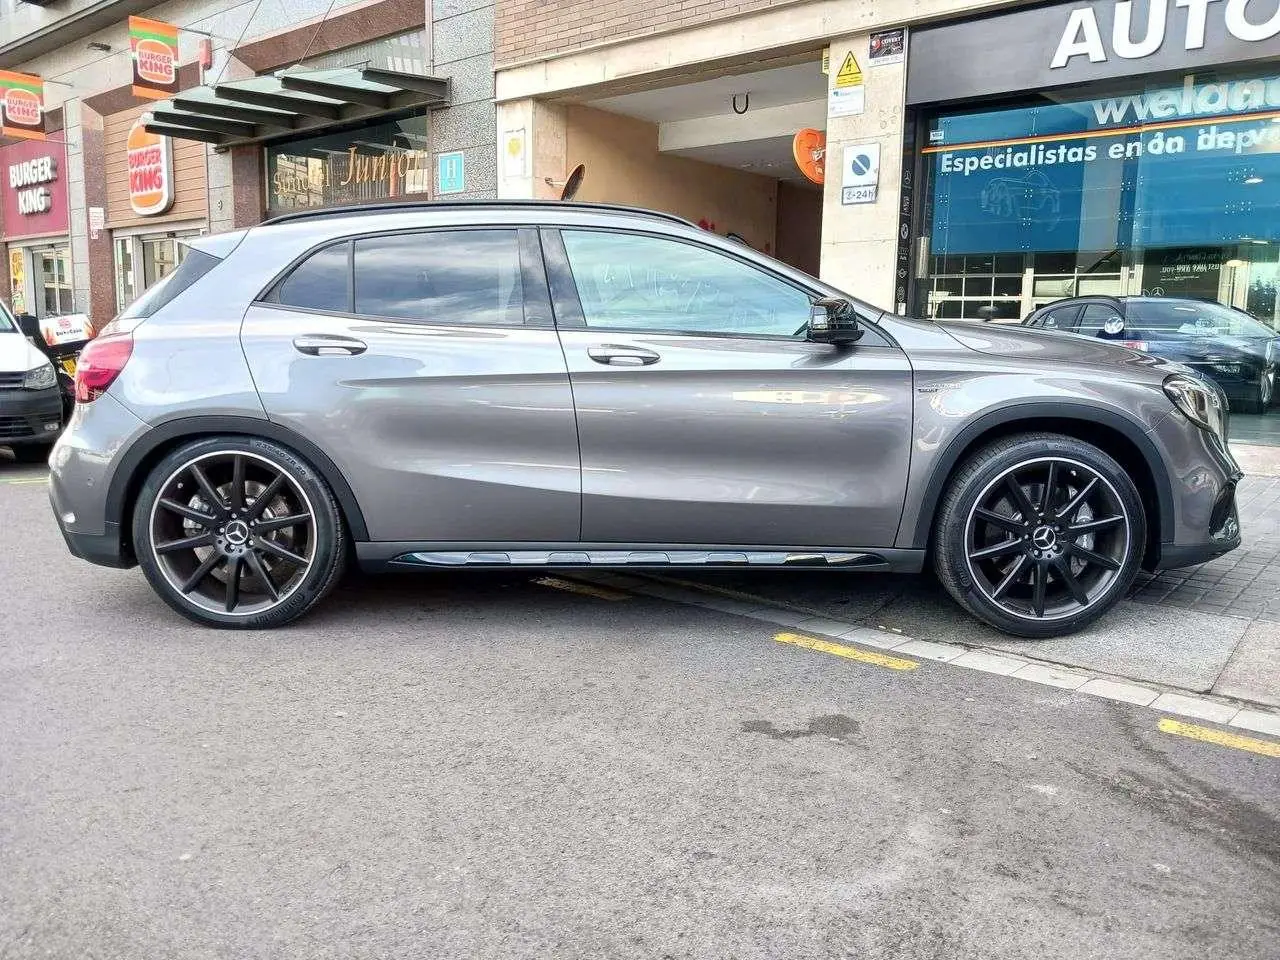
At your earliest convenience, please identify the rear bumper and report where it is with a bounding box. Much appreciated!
[0,386,63,444]
[56,521,132,568]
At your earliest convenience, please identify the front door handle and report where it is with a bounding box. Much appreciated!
[587,344,661,366]
[293,334,367,356]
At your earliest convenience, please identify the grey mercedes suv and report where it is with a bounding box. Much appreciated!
[50,200,1242,636]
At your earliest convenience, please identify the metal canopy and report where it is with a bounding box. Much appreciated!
[142,65,450,149]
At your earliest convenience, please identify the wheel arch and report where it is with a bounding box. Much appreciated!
[911,403,1172,569]
[106,415,371,562]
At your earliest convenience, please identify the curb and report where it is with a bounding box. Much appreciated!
[581,571,1280,740]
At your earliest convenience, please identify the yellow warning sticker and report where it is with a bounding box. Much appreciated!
[835,51,863,88]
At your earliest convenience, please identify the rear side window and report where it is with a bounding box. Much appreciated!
[121,247,220,320]
[352,230,523,325]
[1079,302,1126,339]
[274,242,351,313]
[1033,304,1081,330]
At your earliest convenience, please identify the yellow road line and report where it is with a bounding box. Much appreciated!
[775,632,918,671]
[1158,718,1280,758]
[533,576,631,601]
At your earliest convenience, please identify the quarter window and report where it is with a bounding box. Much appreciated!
[353,230,523,325]
[561,231,811,337]
[1079,303,1126,339]
[275,242,351,313]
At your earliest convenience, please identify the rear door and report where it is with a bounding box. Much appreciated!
[240,227,581,543]
[543,227,913,548]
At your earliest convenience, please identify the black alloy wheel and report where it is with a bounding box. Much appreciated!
[934,434,1145,638]
[134,437,346,628]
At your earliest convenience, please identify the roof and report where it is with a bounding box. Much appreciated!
[142,65,449,148]
[259,199,697,229]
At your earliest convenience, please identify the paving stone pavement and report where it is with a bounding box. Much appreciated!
[1130,475,1280,621]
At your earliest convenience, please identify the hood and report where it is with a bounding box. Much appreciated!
[937,321,1182,375]
[0,329,51,374]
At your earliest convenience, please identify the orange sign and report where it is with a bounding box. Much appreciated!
[129,17,180,100]
[793,129,826,185]
[126,118,174,215]
[0,71,45,141]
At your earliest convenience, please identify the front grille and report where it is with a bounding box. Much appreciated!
[0,416,32,439]
[0,372,24,390]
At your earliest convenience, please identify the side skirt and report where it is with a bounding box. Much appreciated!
[355,542,926,574]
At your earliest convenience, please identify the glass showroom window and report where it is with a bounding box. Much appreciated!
[115,231,199,310]
[921,69,1280,324]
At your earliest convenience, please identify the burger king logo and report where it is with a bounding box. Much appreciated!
[127,119,174,216]
[134,38,176,86]
[4,88,40,127]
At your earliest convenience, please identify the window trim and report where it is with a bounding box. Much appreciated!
[255,226,542,330]
[543,226,884,344]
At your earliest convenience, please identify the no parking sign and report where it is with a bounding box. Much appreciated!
[841,142,880,205]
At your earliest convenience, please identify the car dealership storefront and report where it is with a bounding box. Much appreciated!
[907,0,1280,325]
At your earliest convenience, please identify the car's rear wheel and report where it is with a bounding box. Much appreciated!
[133,436,346,629]
[933,433,1145,638]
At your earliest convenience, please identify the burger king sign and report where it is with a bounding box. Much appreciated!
[126,119,174,216]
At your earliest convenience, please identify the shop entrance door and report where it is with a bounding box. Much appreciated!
[33,246,72,317]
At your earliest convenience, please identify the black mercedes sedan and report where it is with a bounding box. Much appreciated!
[1023,296,1280,414]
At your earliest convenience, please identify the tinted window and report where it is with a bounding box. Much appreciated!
[561,231,811,337]
[275,242,351,313]
[1079,303,1126,339]
[1126,300,1276,338]
[1033,305,1080,330]
[121,247,221,320]
[353,230,523,325]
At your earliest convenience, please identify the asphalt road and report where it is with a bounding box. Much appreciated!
[2,456,1277,960]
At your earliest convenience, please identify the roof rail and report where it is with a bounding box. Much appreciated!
[261,198,697,228]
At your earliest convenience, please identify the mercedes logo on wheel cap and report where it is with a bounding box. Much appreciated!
[225,519,250,546]
[1032,526,1057,551]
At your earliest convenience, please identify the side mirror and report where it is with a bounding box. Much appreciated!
[808,297,864,344]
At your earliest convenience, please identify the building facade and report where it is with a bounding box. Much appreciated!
[0,0,498,330]
[493,0,1280,433]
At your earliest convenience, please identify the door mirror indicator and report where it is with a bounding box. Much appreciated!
[808,297,863,344]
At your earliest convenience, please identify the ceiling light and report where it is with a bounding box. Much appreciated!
[1225,258,1246,268]
[1244,175,1263,185]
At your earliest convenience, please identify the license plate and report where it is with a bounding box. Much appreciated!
[60,358,76,376]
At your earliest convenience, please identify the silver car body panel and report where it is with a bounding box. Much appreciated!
[48,202,1242,578]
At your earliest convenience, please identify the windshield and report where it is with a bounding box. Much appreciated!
[1126,300,1276,339]
[0,301,15,333]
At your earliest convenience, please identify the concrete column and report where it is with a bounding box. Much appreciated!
[819,33,907,312]
[77,103,114,328]
[64,99,90,315]
[496,98,565,201]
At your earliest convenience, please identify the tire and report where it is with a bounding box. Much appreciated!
[132,436,347,629]
[10,443,53,464]
[932,433,1145,639]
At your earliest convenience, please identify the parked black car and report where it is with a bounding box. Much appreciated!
[1023,296,1280,414]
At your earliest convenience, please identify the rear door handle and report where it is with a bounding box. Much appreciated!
[587,344,661,366]
[293,334,367,356]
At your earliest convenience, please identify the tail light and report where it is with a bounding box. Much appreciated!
[74,331,134,402]
[1122,339,1149,352]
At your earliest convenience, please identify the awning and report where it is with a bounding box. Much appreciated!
[142,65,450,148]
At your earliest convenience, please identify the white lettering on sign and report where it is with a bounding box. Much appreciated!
[8,154,56,216]
[1051,0,1280,69]
[8,154,56,188]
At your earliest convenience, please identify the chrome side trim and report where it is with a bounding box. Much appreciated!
[389,550,885,569]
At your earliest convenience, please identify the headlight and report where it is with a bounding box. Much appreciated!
[22,362,56,390]
[1164,374,1227,439]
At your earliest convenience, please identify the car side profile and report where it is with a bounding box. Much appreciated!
[1023,296,1280,415]
[50,201,1242,637]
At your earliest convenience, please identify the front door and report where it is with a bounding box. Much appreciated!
[240,227,580,543]
[545,228,913,548]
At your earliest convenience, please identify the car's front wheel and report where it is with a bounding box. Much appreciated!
[933,433,1145,638]
[133,436,346,628]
